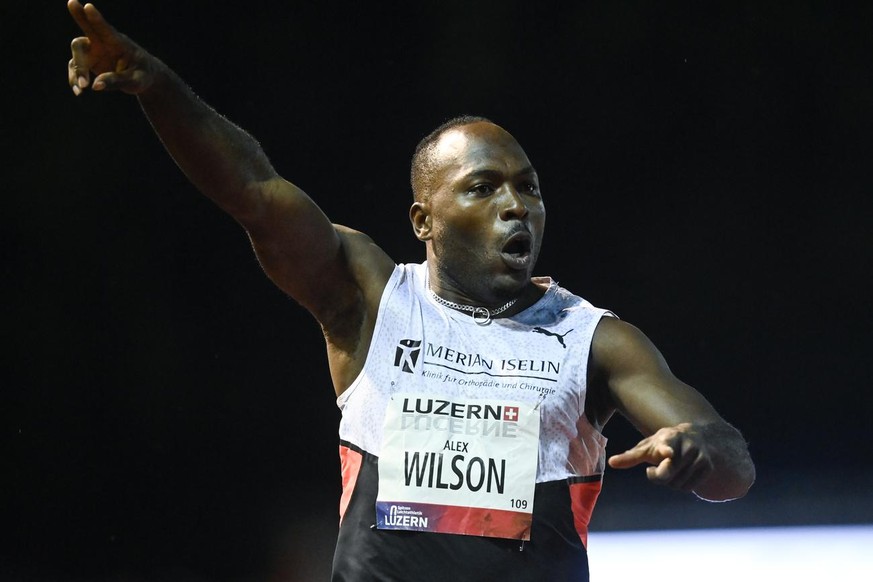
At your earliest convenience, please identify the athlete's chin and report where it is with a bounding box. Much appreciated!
[491,269,533,298]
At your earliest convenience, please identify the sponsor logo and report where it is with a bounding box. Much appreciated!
[531,327,574,349]
[394,340,562,380]
[394,339,422,373]
[384,504,429,528]
[399,398,520,438]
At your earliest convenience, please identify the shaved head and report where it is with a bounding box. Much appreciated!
[410,115,494,202]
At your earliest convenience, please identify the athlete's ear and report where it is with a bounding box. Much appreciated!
[410,201,433,241]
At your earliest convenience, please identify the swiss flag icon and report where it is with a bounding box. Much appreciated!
[503,406,519,421]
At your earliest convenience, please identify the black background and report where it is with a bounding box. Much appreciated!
[5,2,872,580]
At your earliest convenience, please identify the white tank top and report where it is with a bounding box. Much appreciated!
[337,262,613,483]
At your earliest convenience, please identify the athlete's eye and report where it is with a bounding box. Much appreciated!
[469,184,495,196]
[520,182,541,197]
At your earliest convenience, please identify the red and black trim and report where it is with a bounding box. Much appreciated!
[332,443,595,581]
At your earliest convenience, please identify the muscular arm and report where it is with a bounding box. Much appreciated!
[136,69,359,314]
[67,2,394,391]
[588,317,755,501]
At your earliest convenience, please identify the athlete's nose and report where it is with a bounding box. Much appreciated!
[498,186,529,221]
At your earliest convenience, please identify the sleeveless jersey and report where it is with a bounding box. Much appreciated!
[331,262,613,582]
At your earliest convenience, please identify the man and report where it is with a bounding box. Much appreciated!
[67,2,755,580]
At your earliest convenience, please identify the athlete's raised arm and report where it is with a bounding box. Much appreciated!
[67,1,394,378]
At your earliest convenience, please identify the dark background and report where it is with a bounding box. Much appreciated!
[5,1,872,580]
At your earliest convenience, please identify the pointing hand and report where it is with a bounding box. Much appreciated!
[608,423,715,493]
[67,1,159,96]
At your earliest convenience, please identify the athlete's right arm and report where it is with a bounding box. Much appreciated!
[66,2,394,333]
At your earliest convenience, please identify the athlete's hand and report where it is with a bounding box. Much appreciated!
[607,422,715,493]
[67,1,159,96]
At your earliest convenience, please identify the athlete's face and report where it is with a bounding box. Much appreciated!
[411,122,546,305]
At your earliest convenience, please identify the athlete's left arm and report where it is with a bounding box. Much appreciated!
[590,317,755,501]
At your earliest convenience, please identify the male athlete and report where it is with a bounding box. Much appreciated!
[67,2,755,580]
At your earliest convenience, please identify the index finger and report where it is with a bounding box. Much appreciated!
[67,1,95,37]
[67,1,116,43]
[607,442,674,469]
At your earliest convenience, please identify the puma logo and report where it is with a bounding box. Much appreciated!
[532,327,574,349]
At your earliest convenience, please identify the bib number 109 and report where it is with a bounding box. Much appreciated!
[510,498,529,510]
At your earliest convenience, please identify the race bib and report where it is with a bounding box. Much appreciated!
[375,395,540,540]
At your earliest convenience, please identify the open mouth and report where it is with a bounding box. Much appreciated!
[500,232,532,269]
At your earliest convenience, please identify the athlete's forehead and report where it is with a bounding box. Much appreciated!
[431,125,477,161]
[431,122,533,182]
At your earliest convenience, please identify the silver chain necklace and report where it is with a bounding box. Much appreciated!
[429,289,517,325]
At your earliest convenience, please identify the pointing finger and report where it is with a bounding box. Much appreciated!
[69,2,119,45]
[67,1,95,38]
[81,3,120,45]
[608,442,674,469]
